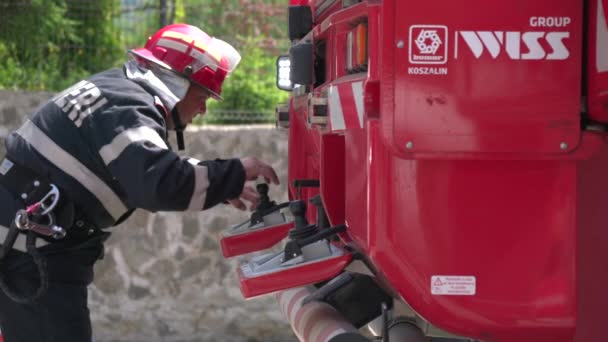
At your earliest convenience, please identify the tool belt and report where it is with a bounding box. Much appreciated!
[0,157,101,303]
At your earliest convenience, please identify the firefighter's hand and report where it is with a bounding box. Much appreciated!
[240,157,280,185]
[227,185,259,211]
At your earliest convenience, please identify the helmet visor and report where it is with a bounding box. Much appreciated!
[206,38,241,74]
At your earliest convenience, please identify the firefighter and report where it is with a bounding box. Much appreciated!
[0,23,279,342]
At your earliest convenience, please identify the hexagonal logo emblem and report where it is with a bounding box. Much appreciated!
[409,25,448,64]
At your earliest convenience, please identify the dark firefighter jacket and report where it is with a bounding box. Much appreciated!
[0,64,245,251]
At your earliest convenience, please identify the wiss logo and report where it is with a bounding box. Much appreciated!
[407,17,573,75]
[456,31,570,60]
[409,25,448,64]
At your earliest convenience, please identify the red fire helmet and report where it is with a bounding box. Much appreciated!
[130,23,241,100]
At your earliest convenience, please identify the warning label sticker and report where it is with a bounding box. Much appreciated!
[431,275,476,296]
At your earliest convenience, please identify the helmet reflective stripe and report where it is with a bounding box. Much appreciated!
[157,38,189,53]
[161,29,193,41]
[190,49,219,72]
[156,36,221,73]
[161,30,224,62]
[194,40,223,62]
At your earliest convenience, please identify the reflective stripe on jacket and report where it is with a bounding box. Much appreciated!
[4,67,245,229]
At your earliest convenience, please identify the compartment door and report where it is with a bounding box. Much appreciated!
[383,0,583,156]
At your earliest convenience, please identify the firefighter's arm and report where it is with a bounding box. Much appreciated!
[226,157,280,211]
[90,105,247,211]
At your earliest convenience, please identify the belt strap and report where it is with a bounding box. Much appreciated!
[0,224,49,252]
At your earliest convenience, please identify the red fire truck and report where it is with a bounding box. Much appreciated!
[223,0,608,341]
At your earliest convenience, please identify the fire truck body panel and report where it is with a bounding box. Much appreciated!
[332,121,602,342]
[227,0,608,341]
[366,135,578,341]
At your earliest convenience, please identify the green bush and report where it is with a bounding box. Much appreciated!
[198,37,289,124]
[0,0,122,91]
[0,0,288,125]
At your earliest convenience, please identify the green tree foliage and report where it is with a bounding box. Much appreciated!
[0,0,76,90]
[179,0,287,51]
[118,0,163,49]
[0,0,122,90]
[201,37,289,124]
[64,0,123,77]
[180,0,290,123]
[0,0,290,123]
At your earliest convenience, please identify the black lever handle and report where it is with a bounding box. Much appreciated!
[283,224,346,262]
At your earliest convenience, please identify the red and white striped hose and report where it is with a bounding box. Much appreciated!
[276,287,359,342]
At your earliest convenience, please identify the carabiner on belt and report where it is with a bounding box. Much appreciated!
[26,184,60,216]
[14,209,66,240]
[17,184,66,240]
[0,183,63,304]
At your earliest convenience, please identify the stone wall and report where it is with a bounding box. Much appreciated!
[0,90,296,342]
